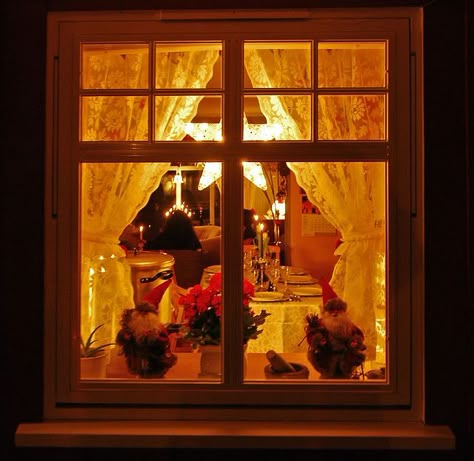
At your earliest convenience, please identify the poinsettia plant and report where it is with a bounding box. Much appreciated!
[178,272,270,347]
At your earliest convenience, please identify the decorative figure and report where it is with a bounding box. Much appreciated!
[116,279,177,378]
[305,277,366,379]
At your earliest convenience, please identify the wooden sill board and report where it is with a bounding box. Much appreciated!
[16,421,455,450]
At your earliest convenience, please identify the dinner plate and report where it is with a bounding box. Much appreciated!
[204,264,221,274]
[281,266,308,276]
[286,275,317,285]
[291,286,322,297]
[250,292,289,302]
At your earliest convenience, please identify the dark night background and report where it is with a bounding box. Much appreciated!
[2,0,472,460]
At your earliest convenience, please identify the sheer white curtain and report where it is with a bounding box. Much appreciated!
[286,162,385,357]
[81,163,170,342]
[81,47,220,342]
[244,48,311,140]
[245,48,386,358]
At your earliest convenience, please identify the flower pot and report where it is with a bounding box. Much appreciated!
[80,352,108,379]
[199,344,222,378]
[199,344,247,378]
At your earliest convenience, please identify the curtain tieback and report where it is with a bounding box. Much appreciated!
[342,230,384,243]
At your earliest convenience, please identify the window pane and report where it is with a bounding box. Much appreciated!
[81,96,149,141]
[244,41,312,89]
[155,42,222,89]
[243,95,312,140]
[318,95,386,140]
[81,43,149,89]
[155,95,222,141]
[318,42,387,88]
[243,161,387,382]
[80,162,222,381]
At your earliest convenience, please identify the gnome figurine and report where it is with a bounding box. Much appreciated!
[305,277,366,379]
[116,279,177,378]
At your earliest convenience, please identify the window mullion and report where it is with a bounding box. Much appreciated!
[222,38,244,385]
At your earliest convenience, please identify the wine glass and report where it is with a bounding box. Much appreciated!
[280,265,291,296]
[266,264,281,292]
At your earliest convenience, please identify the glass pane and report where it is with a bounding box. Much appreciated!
[81,43,149,89]
[155,42,222,89]
[80,162,222,381]
[243,95,312,141]
[243,161,387,383]
[244,41,312,89]
[318,95,386,140]
[155,95,222,141]
[81,96,148,141]
[318,42,387,88]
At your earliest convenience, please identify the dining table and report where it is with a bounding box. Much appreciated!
[199,264,322,354]
[247,272,323,354]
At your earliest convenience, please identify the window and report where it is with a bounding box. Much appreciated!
[45,9,421,419]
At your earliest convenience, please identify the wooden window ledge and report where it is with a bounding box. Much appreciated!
[16,421,455,450]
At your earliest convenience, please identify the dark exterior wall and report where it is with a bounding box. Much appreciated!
[3,0,472,460]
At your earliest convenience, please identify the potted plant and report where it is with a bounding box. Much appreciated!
[178,272,270,376]
[80,323,115,379]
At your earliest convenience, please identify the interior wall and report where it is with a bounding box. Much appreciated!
[287,174,340,280]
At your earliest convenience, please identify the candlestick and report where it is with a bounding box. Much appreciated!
[139,225,144,241]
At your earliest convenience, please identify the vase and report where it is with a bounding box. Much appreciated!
[198,344,248,378]
[80,352,108,379]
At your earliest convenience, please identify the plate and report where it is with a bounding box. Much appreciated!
[250,292,288,302]
[281,266,308,276]
[204,265,221,274]
[286,275,317,285]
[291,286,322,297]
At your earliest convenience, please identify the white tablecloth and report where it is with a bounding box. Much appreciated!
[247,295,322,354]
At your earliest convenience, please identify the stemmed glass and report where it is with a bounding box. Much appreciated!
[266,258,281,292]
[243,251,257,285]
[280,265,291,296]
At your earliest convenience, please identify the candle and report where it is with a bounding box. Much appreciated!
[258,223,264,258]
[139,225,144,241]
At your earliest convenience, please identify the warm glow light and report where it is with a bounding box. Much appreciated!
[173,166,183,207]
[266,200,286,219]
[243,162,267,190]
[198,162,222,190]
[165,203,192,218]
[185,120,283,142]
[184,122,222,141]
[198,162,267,191]
[244,122,283,140]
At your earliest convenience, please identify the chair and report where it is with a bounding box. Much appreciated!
[200,235,221,266]
[267,244,281,261]
[161,249,206,289]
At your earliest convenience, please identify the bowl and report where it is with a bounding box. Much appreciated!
[264,362,309,379]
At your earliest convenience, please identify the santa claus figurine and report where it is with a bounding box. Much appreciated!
[305,278,366,379]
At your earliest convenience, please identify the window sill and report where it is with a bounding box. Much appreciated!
[16,421,455,450]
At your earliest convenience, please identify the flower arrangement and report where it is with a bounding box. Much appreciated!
[116,300,177,377]
[178,272,270,347]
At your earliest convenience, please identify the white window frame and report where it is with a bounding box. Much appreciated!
[40,8,425,425]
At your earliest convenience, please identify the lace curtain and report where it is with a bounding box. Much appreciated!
[244,48,311,140]
[81,47,219,342]
[81,163,170,342]
[245,47,386,358]
[286,162,385,358]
